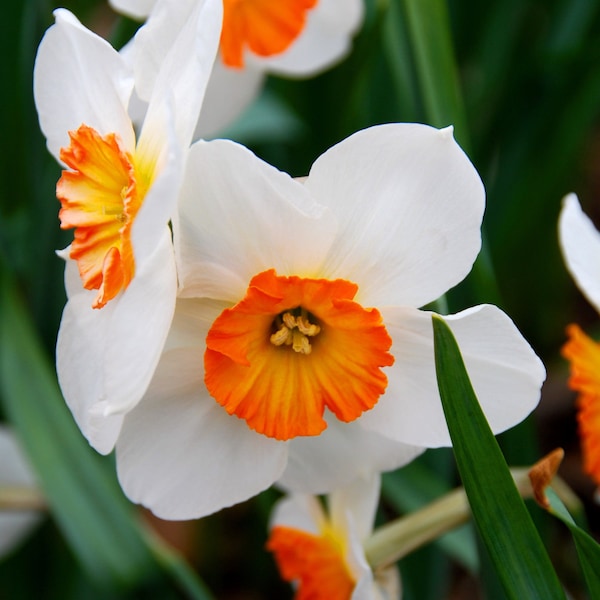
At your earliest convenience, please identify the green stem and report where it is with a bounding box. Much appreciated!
[0,485,46,511]
[364,468,581,570]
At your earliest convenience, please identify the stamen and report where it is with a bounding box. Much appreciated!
[270,308,321,354]
[271,323,293,346]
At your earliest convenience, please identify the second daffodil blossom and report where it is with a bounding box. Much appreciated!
[115,123,545,519]
[559,193,600,491]
[267,473,399,600]
[32,0,222,453]
[110,0,364,137]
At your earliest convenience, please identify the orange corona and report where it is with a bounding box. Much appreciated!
[57,124,149,309]
[562,324,600,485]
[204,269,393,440]
[220,0,318,67]
[267,524,356,600]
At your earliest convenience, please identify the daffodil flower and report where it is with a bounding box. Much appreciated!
[267,473,400,600]
[559,193,600,491]
[114,123,544,519]
[33,0,222,453]
[110,0,364,137]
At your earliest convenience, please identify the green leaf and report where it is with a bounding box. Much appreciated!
[432,314,565,600]
[544,488,600,598]
[0,268,154,586]
[0,266,213,598]
[401,0,469,147]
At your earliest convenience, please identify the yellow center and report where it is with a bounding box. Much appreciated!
[204,269,394,441]
[270,308,321,354]
[220,0,318,68]
[57,124,151,309]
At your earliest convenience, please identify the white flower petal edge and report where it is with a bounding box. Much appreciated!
[0,427,42,559]
[33,9,135,158]
[252,0,364,76]
[305,123,485,308]
[116,349,288,520]
[175,139,337,302]
[329,471,380,544]
[56,233,177,452]
[132,0,222,112]
[360,304,546,447]
[559,193,600,314]
[277,416,424,495]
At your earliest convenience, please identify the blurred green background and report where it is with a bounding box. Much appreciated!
[2,0,600,597]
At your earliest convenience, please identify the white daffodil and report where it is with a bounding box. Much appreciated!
[32,0,222,453]
[110,0,364,137]
[114,123,544,520]
[559,193,600,490]
[0,427,42,560]
[267,472,400,600]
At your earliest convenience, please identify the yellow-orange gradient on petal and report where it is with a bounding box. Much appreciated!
[204,269,394,441]
[562,324,600,485]
[220,0,318,68]
[267,525,355,600]
[57,124,147,309]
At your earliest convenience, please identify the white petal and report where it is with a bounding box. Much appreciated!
[164,297,228,353]
[56,231,176,452]
[360,305,546,447]
[194,57,265,139]
[559,193,600,314]
[251,0,364,76]
[269,494,326,536]
[116,349,288,519]
[33,9,135,159]
[306,123,485,308]
[176,139,337,302]
[329,472,380,544]
[278,415,424,494]
[134,0,222,150]
[109,0,155,20]
[0,427,42,559]
[317,501,372,600]
[129,136,182,263]
[344,518,374,600]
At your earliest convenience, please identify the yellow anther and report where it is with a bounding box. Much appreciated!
[283,312,297,329]
[270,324,293,347]
[270,309,320,354]
[296,315,320,337]
[292,328,312,354]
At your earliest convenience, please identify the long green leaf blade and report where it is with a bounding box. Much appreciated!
[432,314,565,599]
[545,488,600,598]
[0,270,155,586]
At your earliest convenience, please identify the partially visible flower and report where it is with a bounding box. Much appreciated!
[111,123,544,520]
[111,0,364,137]
[267,472,399,600]
[0,427,42,560]
[33,0,222,453]
[559,193,600,489]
